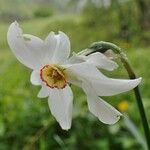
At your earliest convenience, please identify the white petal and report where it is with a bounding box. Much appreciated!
[86,52,118,71]
[64,62,105,87]
[82,82,122,124]
[87,96,121,124]
[30,70,41,85]
[65,52,118,71]
[64,66,82,87]
[7,22,44,69]
[64,53,85,65]
[64,62,106,88]
[23,34,45,65]
[66,62,106,79]
[49,31,70,64]
[44,32,58,64]
[38,85,49,98]
[89,77,142,96]
[48,85,73,130]
[66,62,141,96]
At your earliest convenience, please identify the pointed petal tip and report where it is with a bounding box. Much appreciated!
[46,31,55,38]
[53,115,72,130]
[7,21,21,39]
[9,21,19,29]
[134,77,142,86]
[58,31,63,34]
[49,31,55,35]
[37,85,49,98]
[30,70,41,86]
[37,94,42,98]
[107,59,119,71]
[58,31,69,38]
[37,92,47,98]
[113,63,119,69]
[107,62,118,71]
[60,124,71,130]
[103,113,123,125]
[138,77,142,82]
[14,20,18,25]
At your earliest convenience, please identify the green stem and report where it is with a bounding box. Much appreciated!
[79,41,150,150]
[120,56,150,150]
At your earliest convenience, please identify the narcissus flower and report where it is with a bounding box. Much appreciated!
[7,22,141,130]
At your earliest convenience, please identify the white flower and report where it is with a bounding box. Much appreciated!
[7,21,141,130]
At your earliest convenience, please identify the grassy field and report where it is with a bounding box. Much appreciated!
[0,15,150,149]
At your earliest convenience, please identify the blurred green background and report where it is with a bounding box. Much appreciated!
[0,0,150,149]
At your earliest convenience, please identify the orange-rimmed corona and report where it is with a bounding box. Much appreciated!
[40,65,67,89]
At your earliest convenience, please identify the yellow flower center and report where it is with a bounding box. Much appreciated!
[40,65,67,89]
